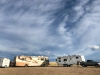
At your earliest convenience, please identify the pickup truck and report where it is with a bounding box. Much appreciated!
[80,60,100,68]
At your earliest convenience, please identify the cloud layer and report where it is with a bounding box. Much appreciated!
[0,0,100,61]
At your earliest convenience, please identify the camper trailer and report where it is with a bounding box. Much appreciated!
[0,58,10,68]
[56,55,85,67]
[12,55,49,67]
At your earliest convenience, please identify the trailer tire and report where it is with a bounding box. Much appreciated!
[95,65,99,68]
[69,65,71,67]
[44,64,48,67]
[43,64,48,67]
[25,64,28,67]
[69,64,73,67]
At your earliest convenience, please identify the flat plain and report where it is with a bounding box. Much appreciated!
[0,62,100,75]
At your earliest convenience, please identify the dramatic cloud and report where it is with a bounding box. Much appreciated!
[0,0,100,61]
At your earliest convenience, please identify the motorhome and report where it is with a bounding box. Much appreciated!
[0,58,10,68]
[12,55,49,67]
[56,55,85,67]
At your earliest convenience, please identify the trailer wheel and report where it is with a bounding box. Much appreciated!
[68,65,71,67]
[43,64,47,67]
[95,65,99,68]
[67,65,69,67]
[25,64,28,67]
[44,64,48,67]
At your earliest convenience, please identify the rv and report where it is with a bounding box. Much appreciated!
[56,55,85,67]
[0,58,10,68]
[12,55,49,67]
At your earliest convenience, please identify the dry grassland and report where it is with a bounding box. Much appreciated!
[49,62,58,66]
[0,62,100,75]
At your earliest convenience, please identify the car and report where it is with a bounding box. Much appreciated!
[80,60,100,68]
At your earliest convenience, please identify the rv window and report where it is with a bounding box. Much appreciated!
[59,58,61,59]
[59,60,61,62]
[18,56,20,59]
[41,58,44,60]
[22,58,25,61]
[76,57,78,59]
[64,59,67,61]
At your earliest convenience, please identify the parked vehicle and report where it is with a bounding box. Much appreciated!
[56,55,85,67]
[80,60,100,68]
[0,58,10,68]
[12,55,49,67]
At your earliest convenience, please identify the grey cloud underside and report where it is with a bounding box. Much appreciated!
[0,0,100,61]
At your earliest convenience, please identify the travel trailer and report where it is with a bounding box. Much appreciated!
[0,58,10,68]
[12,55,49,67]
[56,55,85,67]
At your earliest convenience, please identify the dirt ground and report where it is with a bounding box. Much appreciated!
[0,66,100,75]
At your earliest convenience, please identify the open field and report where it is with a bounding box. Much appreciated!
[0,67,100,75]
[48,62,58,66]
[0,62,100,75]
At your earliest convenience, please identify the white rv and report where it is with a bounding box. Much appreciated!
[0,58,10,68]
[56,55,85,67]
[12,55,49,67]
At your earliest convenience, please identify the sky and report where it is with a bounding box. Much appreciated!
[0,0,100,61]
